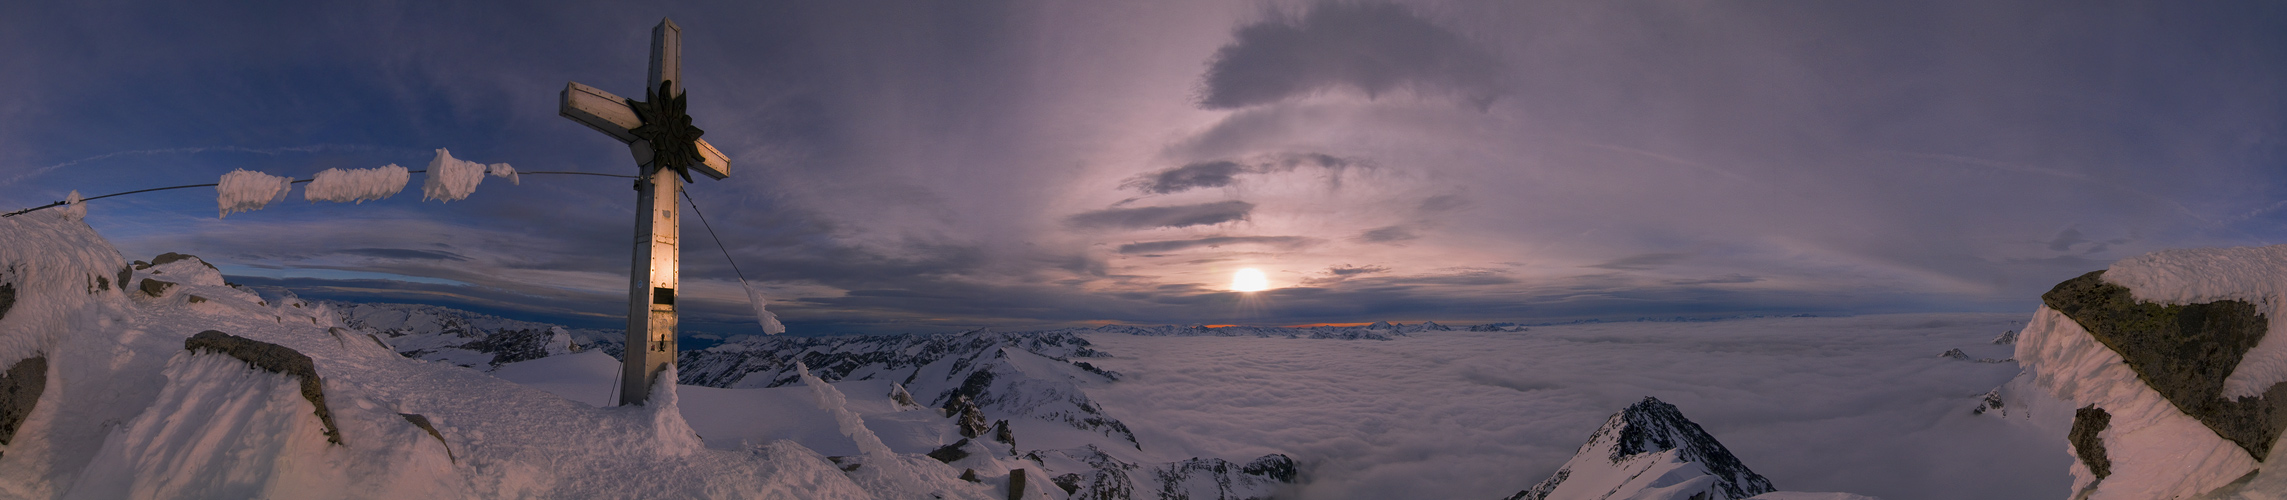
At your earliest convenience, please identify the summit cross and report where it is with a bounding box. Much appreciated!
[558,17,731,406]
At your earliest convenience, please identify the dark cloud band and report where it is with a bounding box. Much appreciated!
[1067,201,1255,229]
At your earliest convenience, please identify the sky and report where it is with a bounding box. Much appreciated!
[3,1,2285,336]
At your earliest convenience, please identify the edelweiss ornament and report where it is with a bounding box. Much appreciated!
[626,80,706,183]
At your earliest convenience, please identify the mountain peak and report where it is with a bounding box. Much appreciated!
[1510,397,1776,500]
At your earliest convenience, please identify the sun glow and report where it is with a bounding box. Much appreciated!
[1231,268,1270,292]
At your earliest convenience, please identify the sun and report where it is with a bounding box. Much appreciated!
[1232,268,1270,292]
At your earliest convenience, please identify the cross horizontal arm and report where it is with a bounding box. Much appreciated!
[560,81,730,179]
[562,81,642,143]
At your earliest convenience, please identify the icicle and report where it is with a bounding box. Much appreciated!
[421,149,486,202]
[305,164,411,203]
[743,279,786,335]
[216,169,292,217]
[486,163,519,185]
[797,361,893,457]
[62,190,85,220]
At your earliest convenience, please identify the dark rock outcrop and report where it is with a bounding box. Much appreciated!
[1972,387,2005,415]
[144,252,216,272]
[927,439,972,463]
[2042,270,2287,460]
[1,356,47,454]
[0,282,14,321]
[184,330,341,445]
[400,413,452,462]
[138,278,174,297]
[2070,406,2112,480]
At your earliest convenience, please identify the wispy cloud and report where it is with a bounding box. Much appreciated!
[1117,236,1318,255]
[1067,201,1255,230]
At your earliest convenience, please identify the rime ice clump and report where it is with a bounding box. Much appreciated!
[305,164,410,204]
[216,169,292,217]
[421,149,487,202]
[486,163,518,185]
[743,280,785,335]
[61,190,84,220]
[798,361,891,457]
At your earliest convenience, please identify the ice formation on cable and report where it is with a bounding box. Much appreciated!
[797,361,892,457]
[304,164,410,204]
[420,149,486,202]
[215,169,291,217]
[62,190,84,220]
[486,163,518,185]
[743,280,786,335]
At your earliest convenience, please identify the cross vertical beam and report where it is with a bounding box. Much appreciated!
[621,18,685,407]
[623,155,680,406]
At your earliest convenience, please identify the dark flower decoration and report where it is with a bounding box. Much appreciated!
[627,80,706,183]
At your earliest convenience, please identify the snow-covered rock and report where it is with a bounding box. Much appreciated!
[1508,397,1775,500]
[2016,257,2287,500]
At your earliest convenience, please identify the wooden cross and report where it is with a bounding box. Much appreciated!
[559,17,730,406]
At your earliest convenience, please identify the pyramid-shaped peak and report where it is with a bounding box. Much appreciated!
[1512,397,1776,500]
[1366,321,1395,329]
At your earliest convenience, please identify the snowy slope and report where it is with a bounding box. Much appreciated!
[0,211,988,499]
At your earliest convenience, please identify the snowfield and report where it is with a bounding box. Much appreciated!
[0,210,2096,499]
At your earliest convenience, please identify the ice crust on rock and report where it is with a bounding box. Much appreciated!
[216,169,291,217]
[421,149,487,202]
[305,164,411,204]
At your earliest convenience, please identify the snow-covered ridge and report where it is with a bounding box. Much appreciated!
[324,301,604,370]
[0,211,992,498]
